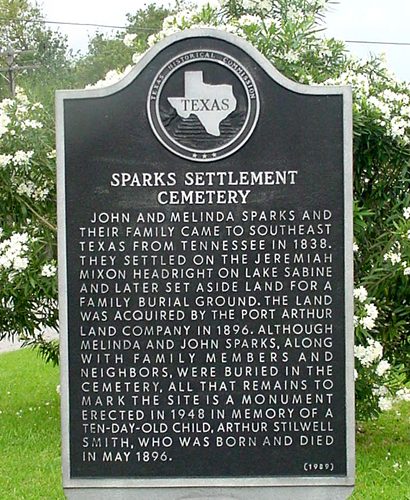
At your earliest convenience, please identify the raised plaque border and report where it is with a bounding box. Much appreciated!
[56,28,354,498]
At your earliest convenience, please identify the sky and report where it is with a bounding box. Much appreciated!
[39,0,410,82]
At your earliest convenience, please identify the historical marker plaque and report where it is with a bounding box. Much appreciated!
[57,30,354,499]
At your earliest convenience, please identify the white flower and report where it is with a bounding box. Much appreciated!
[47,150,56,159]
[368,96,391,117]
[15,87,29,104]
[147,33,158,47]
[389,115,408,139]
[395,387,410,401]
[404,267,410,276]
[238,14,261,26]
[353,242,359,252]
[0,296,14,310]
[0,154,12,168]
[17,181,35,198]
[284,49,299,63]
[384,246,402,265]
[403,207,410,219]
[243,0,271,11]
[378,396,393,411]
[390,252,401,264]
[264,17,280,31]
[375,359,391,377]
[123,33,137,47]
[10,232,29,245]
[354,339,383,366]
[122,65,132,78]
[0,98,14,108]
[0,231,30,275]
[0,254,12,269]
[41,263,57,277]
[373,385,389,397]
[319,46,332,58]
[354,344,366,362]
[104,69,123,84]
[16,182,48,201]
[12,150,34,166]
[13,256,29,271]
[353,286,368,303]
[21,119,43,130]
[364,303,378,320]
[0,111,11,137]
[162,14,176,29]
[221,23,241,35]
[160,26,180,38]
[16,104,28,117]
[368,339,383,360]
[360,316,375,330]
[86,69,125,89]
[382,89,400,102]
[132,52,143,65]
[34,186,49,201]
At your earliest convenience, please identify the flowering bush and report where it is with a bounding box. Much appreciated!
[354,285,379,334]
[327,57,410,379]
[353,286,407,419]
[142,0,346,85]
[355,337,409,420]
[355,338,393,418]
[0,88,58,364]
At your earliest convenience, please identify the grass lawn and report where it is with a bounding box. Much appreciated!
[352,401,410,500]
[0,348,62,499]
[0,349,409,499]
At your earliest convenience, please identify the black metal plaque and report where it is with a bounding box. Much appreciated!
[57,29,354,496]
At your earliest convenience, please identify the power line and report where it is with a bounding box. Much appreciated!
[2,17,410,46]
[30,19,130,30]
[345,39,410,47]
[42,20,410,46]
[0,17,153,31]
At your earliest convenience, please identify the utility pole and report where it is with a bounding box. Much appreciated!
[6,47,15,96]
[0,47,39,97]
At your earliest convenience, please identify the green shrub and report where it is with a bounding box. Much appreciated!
[0,89,58,364]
